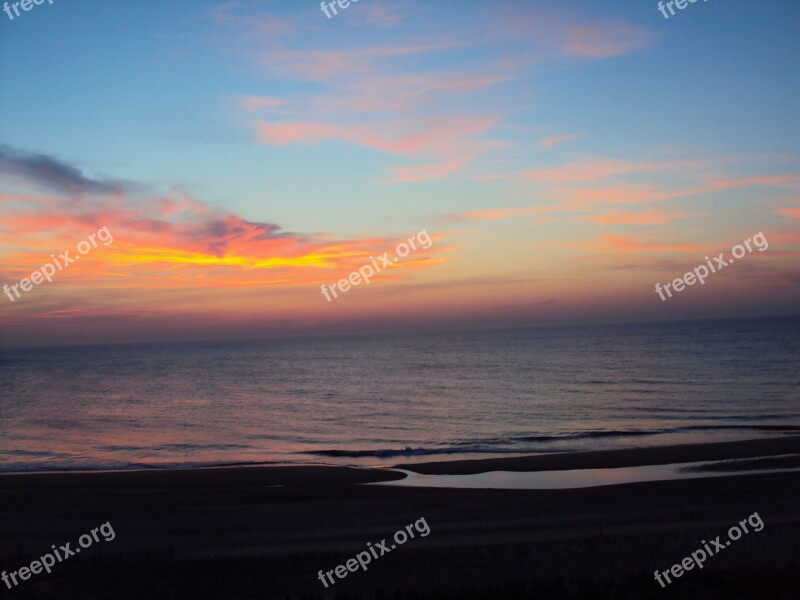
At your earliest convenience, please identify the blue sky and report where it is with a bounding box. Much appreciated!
[1,0,799,346]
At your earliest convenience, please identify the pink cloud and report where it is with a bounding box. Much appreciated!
[256,121,349,146]
[211,3,295,36]
[335,72,510,112]
[238,96,287,112]
[451,156,800,224]
[708,174,800,190]
[358,3,405,27]
[594,235,703,254]
[522,158,689,185]
[539,133,582,150]
[384,157,470,183]
[494,7,654,61]
[584,209,690,225]
[777,207,800,219]
[256,115,497,154]
[261,45,453,82]
[255,116,500,179]
[562,183,705,208]
[563,22,653,58]
[448,205,555,222]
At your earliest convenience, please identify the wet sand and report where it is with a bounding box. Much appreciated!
[1,437,799,599]
[395,434,800,474]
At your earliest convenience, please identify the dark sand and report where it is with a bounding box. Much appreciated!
[1,437,799,599]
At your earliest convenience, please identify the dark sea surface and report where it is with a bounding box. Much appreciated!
[0,316,798,472]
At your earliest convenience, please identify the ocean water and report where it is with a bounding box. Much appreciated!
[0,316,798,473]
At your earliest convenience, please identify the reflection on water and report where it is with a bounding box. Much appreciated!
[376,461,800,490]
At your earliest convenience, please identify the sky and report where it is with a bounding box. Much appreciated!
[0,0,798,347]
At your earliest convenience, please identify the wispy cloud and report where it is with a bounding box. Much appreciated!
[777,207,800,219]
[521,158,690,185]
[592,235,703,254]
[255,115,501,181]
[446,205,554,222]
[260,44,454,83]
[223,3,655,183]
[584,208,691,226]
[357,2,406,27]
[539,133,582,150]
[563,22,653,58]
[237,95,287,112]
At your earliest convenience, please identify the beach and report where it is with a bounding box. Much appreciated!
[2,436,799,599]
[3,1,799,598]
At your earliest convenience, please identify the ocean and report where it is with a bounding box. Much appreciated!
[1,316,798,473]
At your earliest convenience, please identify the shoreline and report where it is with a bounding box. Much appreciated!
[2,435,799,485]
[2,436,799,598]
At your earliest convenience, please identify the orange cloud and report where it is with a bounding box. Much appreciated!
[0,179,446,307]
[777,207,800,219]
[593,235,703,254]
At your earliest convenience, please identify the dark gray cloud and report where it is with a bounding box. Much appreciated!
[186,218,295,257]
[0,146,130,196]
